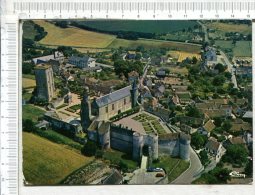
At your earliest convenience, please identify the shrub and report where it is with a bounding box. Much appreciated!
[81,141,97,157]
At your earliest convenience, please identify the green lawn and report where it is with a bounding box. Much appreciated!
[23,104,45,122]
[103,149,138,171]
[152,155,190,183]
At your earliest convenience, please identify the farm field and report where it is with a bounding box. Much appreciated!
[22,77,36,89]
[23,132,93,185]
[168,66,189,75]
[214,40,252,57]
[168,51,201,62]
[108,38,201,53]
[205,21,252,35]
[75,20,198,34]
[33,20,116,48]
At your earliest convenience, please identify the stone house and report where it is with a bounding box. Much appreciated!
[198,119,215,137]
[205,137,226,163]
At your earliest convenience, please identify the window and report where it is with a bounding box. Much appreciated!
[124,98,126,105]
[112,104,114,110]
[105,106,108,113]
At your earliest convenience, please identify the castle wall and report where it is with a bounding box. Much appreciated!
[179,134,191,161]
[110,125,134,154]
[158,139,180,157]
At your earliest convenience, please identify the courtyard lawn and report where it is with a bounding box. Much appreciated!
[22,104,45,122]
[132,113,167,135]
[23,132,93,185]
[152,155,190,183]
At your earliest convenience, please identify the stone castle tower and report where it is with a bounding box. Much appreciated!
[80,91,91,131]
[34,64,55,101]
[130,81,138,108]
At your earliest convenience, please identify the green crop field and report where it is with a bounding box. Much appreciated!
[214,40,252,57]
[76,20,198,34]
[34,20,116,48]
[233,41,252,57]
[23,132,93,185]
[23,104,45,122]
[108,38,201,53]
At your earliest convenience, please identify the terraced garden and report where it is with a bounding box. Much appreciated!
[132,113,166,135]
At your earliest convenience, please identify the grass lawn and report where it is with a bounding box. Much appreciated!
[22,104,45,122]
[108,38,201,53]
[23,132,93,185]
[152,155,190,183]
[22,78,36,89]
[23,93,32,102]
[103,149,138,171]
[34,20,116,48]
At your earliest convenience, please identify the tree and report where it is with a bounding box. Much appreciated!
[22,62,34,74]
[210,166,231,183]
[119,160,128,172]
[186,106,203,118]
[214,63,226,73]
[223,144,248,165]
[222,120,232,132]
[191,56,198,64]
[213,75,226,86]
[191,132,207,149]
[213,117,223,127]
[55,21,68,28]
[199,150,209,166]
[22,119,37,132]
[81,140,97,157]
[245,160,253,177]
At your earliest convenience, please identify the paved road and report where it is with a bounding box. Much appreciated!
[197,21,209,43]
[219,50,238,88]
[171,146,203,184]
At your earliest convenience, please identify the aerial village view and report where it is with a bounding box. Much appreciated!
[22,20,252,185]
